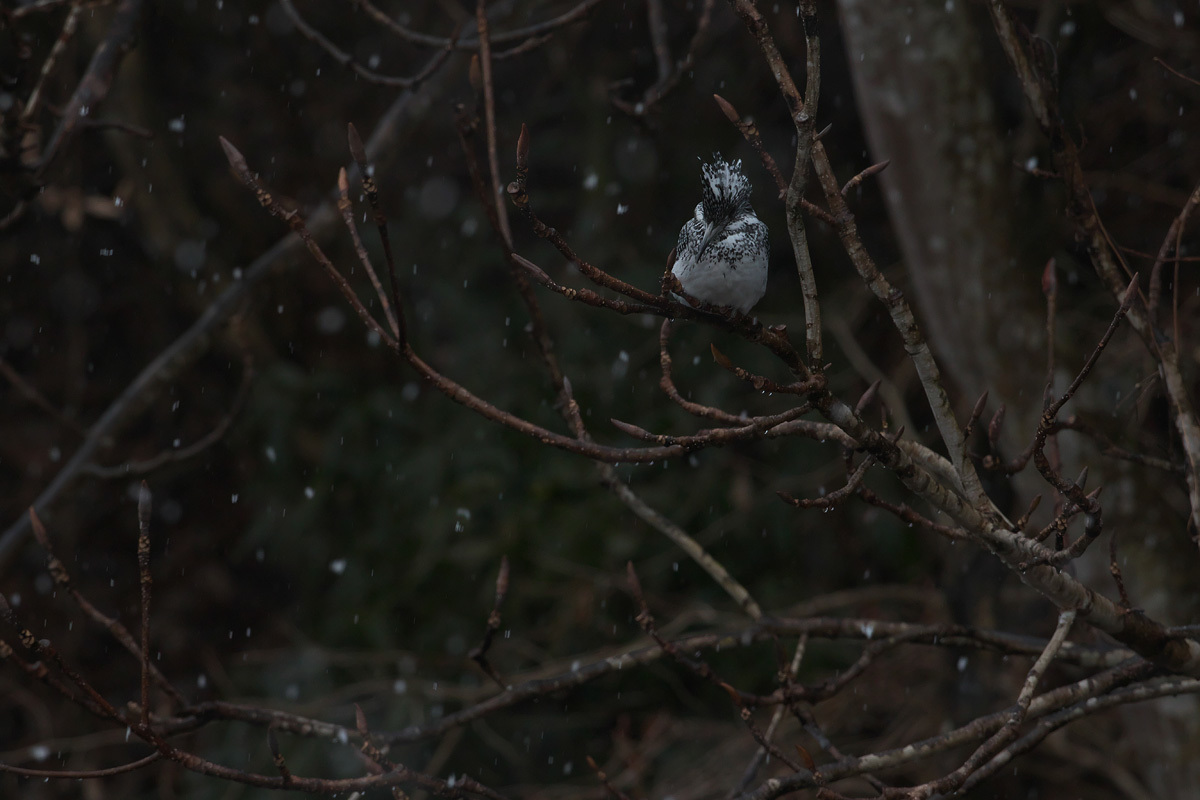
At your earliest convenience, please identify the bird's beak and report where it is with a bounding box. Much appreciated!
[697,222,721,256]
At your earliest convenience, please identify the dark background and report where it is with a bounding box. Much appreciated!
[2,1,1199,797]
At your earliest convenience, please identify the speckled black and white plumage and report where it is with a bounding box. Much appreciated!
[672,156,769,314]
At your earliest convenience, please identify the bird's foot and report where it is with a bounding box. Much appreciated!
[661,272,685,297]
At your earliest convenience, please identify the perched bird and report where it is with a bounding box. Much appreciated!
[671,156,769,314]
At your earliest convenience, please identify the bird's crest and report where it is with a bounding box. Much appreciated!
[700,156,752,223]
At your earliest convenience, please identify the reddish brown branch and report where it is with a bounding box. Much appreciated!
[712,93,787,198]
[857,489,969,541]
[474,0,513,247]
[711,343,823,395]
[962,391,989,445]
[779,456,875,510]
[840,160,890,196]
[658,320,750,424]
[1026,278,1137,540]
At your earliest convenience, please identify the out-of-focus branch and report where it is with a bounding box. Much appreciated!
[35,0,145,179]
[280,0,460,88]
[612,0,716,118]
[20,4,82,123]
[0,356,87,437]
[0,81,444,570]
[348,0,606,50]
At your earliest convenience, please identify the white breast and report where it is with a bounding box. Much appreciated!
[672,216,769,314]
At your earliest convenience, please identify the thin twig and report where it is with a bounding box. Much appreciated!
[729,635,810,797]
[1153,56,1200,88]
[279,0,459,88]
[349,0,605,50]
[606,477,763,619]
[1029,278,1138,518]
[1149,180,1200,341]
[468,557,511,689]
[962,391,989,446]
[1109,525,1131,608]
[337,159,401,341]
[613,0,716,117]
[475,0,513,246]
[658,320,749,424]
[0,356,87,437]
[0,752,161,779]
[840,159,889,196]
[27,509,185,705]
[82,354,254,479]
[779,456,875,510]
[136,482,152,727]
[266,729,293,788]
